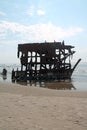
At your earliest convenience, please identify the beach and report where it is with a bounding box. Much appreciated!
[0,82,87,130]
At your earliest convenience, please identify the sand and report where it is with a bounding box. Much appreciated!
[0,82,87,130]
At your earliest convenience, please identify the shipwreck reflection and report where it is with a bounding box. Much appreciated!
[2,75,7,80]
[14,80,76,90]
[44,81,76,90]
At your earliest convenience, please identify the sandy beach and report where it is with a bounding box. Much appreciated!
[0,82,87,130]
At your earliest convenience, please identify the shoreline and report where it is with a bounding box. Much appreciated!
[0,82,87,97]
[0,82,87,130]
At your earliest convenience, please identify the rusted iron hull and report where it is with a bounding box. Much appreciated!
[12,69,73,82]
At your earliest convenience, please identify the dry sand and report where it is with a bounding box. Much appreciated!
[0,82,87,130]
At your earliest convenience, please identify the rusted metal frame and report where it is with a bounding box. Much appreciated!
[18,43,74,54]
[17,42,75,81]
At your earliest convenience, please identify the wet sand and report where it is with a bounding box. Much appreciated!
[0,82,87,130]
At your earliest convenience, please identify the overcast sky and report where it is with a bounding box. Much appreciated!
[0,0,87,64]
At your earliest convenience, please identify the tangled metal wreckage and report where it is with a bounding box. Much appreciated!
[12,41,81,82]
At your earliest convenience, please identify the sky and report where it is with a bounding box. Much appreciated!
[0,0,87,64]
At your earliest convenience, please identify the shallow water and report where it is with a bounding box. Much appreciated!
[0,63,87,90]
[72,62,87,90]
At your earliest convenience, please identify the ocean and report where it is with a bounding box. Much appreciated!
[0,62,87,90]
[71,62,87,90]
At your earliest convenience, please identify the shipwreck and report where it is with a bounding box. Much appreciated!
[12,41,81,82]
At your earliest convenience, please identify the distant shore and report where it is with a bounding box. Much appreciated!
[0,82,87,130]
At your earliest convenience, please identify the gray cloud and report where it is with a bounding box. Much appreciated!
[0,21,83,42]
